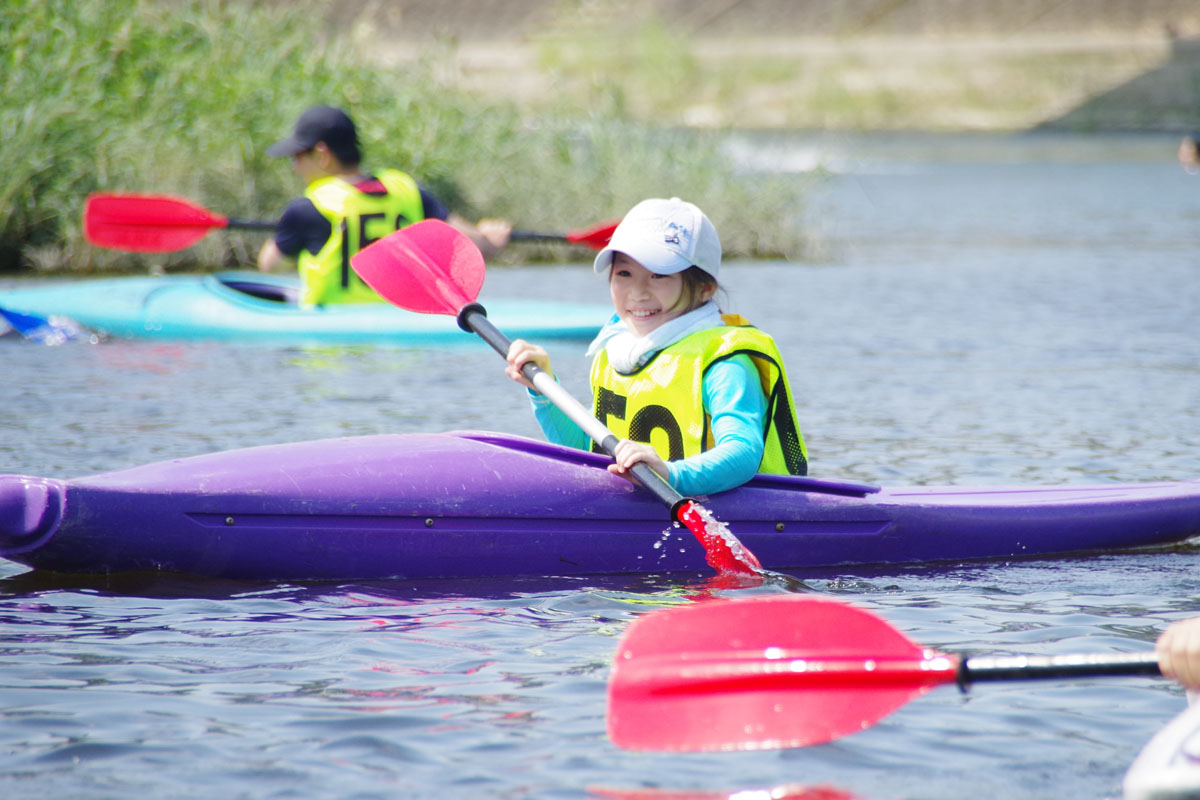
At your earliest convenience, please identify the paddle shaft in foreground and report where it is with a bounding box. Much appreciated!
[607,595,1163,752]
[959,651,1160,684]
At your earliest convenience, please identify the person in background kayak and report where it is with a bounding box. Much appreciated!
[258,105,510,306]
[1179,132,1200,174]
[1158,616,1200,690]
[504,196,807,497]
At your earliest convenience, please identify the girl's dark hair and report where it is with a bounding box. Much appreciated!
[677,265,721,312]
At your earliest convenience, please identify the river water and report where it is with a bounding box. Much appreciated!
[1,132,1199,799]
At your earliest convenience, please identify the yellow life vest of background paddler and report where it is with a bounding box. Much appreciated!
[299,169,425,306]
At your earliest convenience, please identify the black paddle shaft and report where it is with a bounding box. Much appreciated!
[957,651,1161,689]
[509,231,568,243]
[226,219,279,231]
[456,303,691,518]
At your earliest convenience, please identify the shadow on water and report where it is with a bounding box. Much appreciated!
[8,534,1196,605]
[0,565,800,603]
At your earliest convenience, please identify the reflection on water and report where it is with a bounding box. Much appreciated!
[2,133,1200,799]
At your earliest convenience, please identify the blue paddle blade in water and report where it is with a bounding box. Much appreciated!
[0,307,88,345]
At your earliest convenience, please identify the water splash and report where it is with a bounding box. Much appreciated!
[0,308,91,345]
[676,500,762,577]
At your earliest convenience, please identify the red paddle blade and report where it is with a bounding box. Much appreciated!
[607,596,957,752]
[84,193,228,252]
[351,219,484,315]
[677,501,762,576]
[564,219,619,250]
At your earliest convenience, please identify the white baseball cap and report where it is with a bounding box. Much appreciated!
[593,197,721,278]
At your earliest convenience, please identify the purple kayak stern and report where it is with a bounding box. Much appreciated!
[0,476,65,555]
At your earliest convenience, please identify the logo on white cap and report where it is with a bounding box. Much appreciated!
[664,221,685,246]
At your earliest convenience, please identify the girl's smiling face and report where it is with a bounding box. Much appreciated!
[609,253,703,337]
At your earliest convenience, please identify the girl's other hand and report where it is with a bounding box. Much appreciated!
[505,339,553,390]
[608,439,670,485]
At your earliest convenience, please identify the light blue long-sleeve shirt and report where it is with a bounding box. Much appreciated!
[528,353,767,496]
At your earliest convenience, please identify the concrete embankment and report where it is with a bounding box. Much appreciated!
[336,0,1200,131]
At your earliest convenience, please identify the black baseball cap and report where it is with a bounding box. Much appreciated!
[266,106,358,157]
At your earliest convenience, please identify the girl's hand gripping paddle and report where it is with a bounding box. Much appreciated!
[350,219,762,576]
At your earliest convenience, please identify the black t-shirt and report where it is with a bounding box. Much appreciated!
[273,179,450,258]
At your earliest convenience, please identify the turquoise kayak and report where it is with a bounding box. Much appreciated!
[0,271,608,343]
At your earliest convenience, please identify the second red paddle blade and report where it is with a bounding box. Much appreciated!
[351,219,485,315]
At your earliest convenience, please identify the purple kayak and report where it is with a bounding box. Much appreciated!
[2,430,1198,580]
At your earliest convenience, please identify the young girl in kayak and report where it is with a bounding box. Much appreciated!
[505,197,807,496]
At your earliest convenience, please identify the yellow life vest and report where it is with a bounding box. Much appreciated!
[590,314,808,476]
[299,169,425,306]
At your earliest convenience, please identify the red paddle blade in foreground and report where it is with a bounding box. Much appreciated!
[607,596,953,752]
[350,218,485,314]
[84,193,229,252]
[607,595,1162,752]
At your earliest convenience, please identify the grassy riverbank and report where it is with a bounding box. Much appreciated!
[1,0,813,273]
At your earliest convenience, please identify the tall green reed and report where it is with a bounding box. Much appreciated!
[1,0,812,273]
